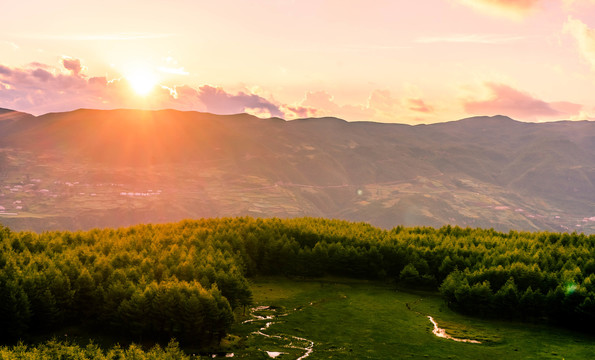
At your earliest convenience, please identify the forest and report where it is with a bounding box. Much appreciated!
[1,217,594,353]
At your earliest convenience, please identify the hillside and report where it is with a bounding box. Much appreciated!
[0,108,593,233]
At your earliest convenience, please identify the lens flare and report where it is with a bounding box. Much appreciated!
[565,282,578,295]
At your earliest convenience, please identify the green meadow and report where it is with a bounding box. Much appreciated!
[232,277,595,359]
[1,218,595,359]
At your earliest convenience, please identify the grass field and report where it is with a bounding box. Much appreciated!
[229,278,595,359]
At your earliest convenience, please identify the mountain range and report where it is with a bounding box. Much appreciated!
[0,108,593,234]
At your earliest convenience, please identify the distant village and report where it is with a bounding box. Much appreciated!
[0,177,162,217]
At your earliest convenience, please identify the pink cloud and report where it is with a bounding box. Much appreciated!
[0,65,12,75]
[484,0,541,10]
[0,60,291,118]
[302,90,374,120]
[550,101,583,114]
[160,85,200,110]
[61,57,83,75]
[302,90,340,113]
[463,82,582,120]
[367,90,437,122]
[0,62,94,113]
[407,98,434,113]
[459,0,542,17]
[281,105,319,119]
[0,59,448,123]
[368,90,394,114]
[32,68,52,82]
[195,85,284,117]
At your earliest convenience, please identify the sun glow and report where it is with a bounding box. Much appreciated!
[126,70,158,96]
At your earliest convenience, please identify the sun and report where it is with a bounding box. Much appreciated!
[126,70,158,96]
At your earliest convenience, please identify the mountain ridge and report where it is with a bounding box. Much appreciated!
[7,107,595,125]
[0,108,593,233]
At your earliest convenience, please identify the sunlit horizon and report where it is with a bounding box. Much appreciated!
[2,0,595,123]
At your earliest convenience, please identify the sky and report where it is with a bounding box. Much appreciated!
[2,0,595,123]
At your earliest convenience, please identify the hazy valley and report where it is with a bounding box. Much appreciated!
[0,108,593,234]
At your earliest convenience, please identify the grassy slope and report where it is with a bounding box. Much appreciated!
[233,278,595,359]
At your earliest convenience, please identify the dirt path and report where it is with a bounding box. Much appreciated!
[427,316,481,344]
[405,299,481,344]
[243,305,315,359]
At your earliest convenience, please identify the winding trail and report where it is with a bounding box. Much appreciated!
[427,316,481,344]
[405,300,482,344]
[244,305,315,359]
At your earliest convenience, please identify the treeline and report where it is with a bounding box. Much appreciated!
[0,222,246,345]
[0,339,198,359]
[1,217,595,347]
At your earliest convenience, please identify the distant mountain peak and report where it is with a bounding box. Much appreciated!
[0,108,34,121]
[460,115,517,122]
[446,115,525,130]
[293,116,347,123]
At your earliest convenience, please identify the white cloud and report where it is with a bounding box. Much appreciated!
[416,34,526,44]
[17,32,175,41]
[158,67,190,76]
[563,16,595,70]
[1,40,19,50]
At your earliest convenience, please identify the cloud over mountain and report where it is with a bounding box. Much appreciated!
[0,59,588,123]
[0,59,353,119]
[0,61,95,113]
[463,82,582,120]
[0,60,292,118]
[195,85,284,117]
[301,90,375,120]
